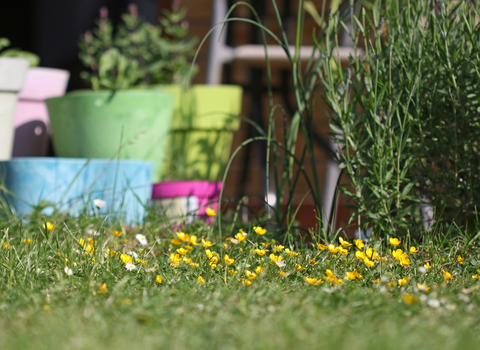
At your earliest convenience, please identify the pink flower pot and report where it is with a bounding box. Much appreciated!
[13,67,70,157]
[152,180,222,221]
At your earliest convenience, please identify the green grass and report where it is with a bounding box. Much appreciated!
[1,212,480,350]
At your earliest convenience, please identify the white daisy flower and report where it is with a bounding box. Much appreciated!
[125,262,137,271]
[427,299,441,308]
[93,199,106,209]
[136,234,148,246]
[230,238,239,244]
[64,266,73,276]
[275,260,286,268]
[127,251,139,259]
[87,229,100,236]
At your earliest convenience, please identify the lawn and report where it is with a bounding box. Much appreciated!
[1,211,479,350]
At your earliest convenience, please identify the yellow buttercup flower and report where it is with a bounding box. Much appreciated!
[402,294,418,305]
[325,269,341,284]
[345,272,357,281]
[392,249,403,261]
[105,249,117,257]
[176,248,189,255]
[366,248,380,261]
[417,283,430,293]
[120,254,133,264]
[240,278,252,286]
[206,208,216,216]
[99,282,108,295]
[169,253,182,268]
[338,247,349,256]
[409,246,419,254]
[399,253,411,267]
[176,232,190,242]
[328,244,340,254]
[389,238,401,247]
[188,235,199,245]
[387,281,396,287]
[156,275,162,284]
[345,271,363,281]
[339,237,352,247]
[285,248,300,257]
[198,276,206,284]
[279,271,290,277]
[398,277,410,286]
[354,239,365,249]
[424,262,432,270]
[472,274,479,280]
[224,254,235,266]
[364,258,375,267]
[273,245,284,252]
[305,277,323,285]
[373,278,380,284]
[295,263,305,271]
[457,256,464,265]
[356,251,367,260]
[112,230,123,236]
[43,222,54,231]
[171,239,183,245]
[235,229,247,242]
[228,269,238,275]
[270,254,283,263]
[255,266,265,274]
[254,226,267,235]
[255,249,266,256]
[245,270,257,280]
[317,243,328,250]
[201,239,212,248]
[205,250,215,259]
[23,239,33,244]
[442,269,453,281]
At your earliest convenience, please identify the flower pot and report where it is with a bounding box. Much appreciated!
[46,89,175,182]
[152,180,222,221]
[0,157,153,224]
[161,85,242,181]
[0,57,30,160]
[13,67,70,157]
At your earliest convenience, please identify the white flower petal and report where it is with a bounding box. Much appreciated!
[93,199,106,209]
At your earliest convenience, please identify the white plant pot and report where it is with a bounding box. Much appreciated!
[0,57,30,160]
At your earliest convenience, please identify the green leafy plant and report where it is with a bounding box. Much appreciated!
[0,38,39,66]
[79,4,198,90]
[319,0,480,237]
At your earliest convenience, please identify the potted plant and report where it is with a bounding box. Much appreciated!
[45,5,184,183]
[0,38,34,160]
[153,84,242,220]
[50,3,243,219]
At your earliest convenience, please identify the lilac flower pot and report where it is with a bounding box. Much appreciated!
[13,67,70,157]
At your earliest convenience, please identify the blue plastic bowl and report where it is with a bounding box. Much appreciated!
[0,157,153,224]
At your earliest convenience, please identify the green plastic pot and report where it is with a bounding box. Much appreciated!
[46,90,175,182]
[160,85,242,181]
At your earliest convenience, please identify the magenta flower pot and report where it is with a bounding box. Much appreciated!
[152,180,221,220]
[13,67,70,157]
